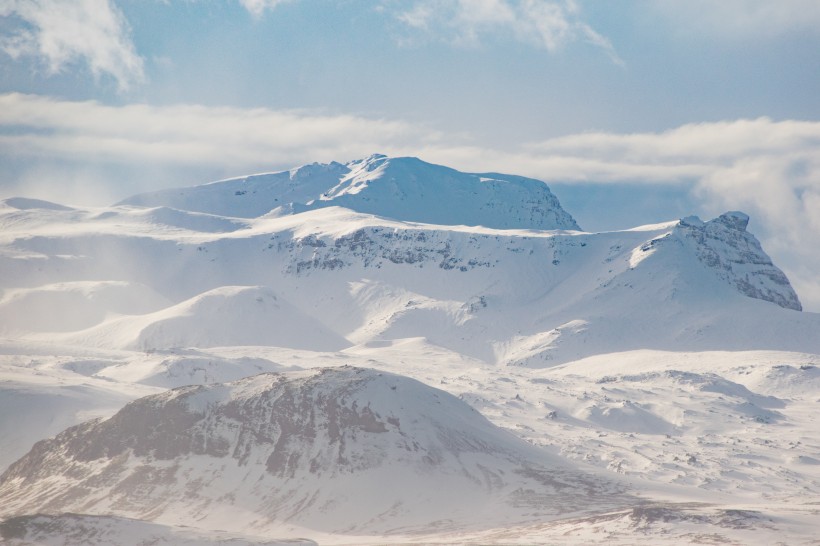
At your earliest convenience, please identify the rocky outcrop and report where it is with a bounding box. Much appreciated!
[673,212,802,310]
[0,367,627,534]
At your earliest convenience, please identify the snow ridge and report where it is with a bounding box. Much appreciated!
[118,154,580,231]
[1,156,819,544]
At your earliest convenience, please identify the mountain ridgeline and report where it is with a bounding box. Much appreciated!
[0,155,818,544]
[118,154,581,231]
[0,367,629,533]
[0,155,812,366]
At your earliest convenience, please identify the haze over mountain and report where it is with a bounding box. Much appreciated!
[1,156,818,545]
[0,367,631,535]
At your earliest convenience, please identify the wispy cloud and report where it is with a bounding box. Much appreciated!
[1,93,818,309]
[0,0,295,91]
[237,0,293,18]
[520,118,820,177]
[0,0,621,93]
[437,119,820,311]
[0,0,144,91]
[2,94,817,192]
[692,149,820,311]
[510,120,820,309]
[392,0,622,64]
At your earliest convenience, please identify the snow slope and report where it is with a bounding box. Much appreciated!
[55,285,349,352]
[1,199,813,363]
[0,281,171,333]
[2,345,818,544]
[0,347,162,472]
[1,156,818,544]
[118,154,581,230]
[0,367,629,535]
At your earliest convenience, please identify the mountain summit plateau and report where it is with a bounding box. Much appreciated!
[118,154,581,230]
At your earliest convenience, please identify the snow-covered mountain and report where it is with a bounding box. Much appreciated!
[118,154,581,230]
[1,192,813,363]
[1,155,818,544]
[665,211,801,310]
[61,285,349,352]
[0,367,628,535]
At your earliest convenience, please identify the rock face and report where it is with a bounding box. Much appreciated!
[0,367,626,534]
[118,154,581,231]
[672,212,802,311]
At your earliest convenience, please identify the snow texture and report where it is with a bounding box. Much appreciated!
[0,367,629,535]
[0,156,818,544]
[118,154,581,230]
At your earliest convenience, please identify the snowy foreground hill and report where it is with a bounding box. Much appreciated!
[0,155,819,544]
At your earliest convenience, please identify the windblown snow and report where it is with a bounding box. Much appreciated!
[0,155,818,545]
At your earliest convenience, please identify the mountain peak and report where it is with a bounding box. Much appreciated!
[117,155,580,231]
[306,154,582,230]
[715,211,750,231]
[672,211,801,310]
[0,366,626,533]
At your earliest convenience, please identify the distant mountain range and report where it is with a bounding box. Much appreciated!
[1,156,812,361]
[1,155,818,545]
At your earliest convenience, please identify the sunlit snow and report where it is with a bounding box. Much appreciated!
[1,156,818,545]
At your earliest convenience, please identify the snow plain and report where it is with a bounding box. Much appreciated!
[1,155,818,544]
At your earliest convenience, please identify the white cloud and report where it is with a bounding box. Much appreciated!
[525,119,820,172]
[392,0,622,63]
[519,119,820,311]
[0,0,144,91]
[237,0,292,18]
[0,92,442,168]
[1,93,818,310]
[693,153,820,312]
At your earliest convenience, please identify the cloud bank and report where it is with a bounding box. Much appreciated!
[0,93,440,167]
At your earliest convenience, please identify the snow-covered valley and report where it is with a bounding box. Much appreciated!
[1,155,818,544]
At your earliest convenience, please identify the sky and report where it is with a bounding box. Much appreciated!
[0,0,819,310]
